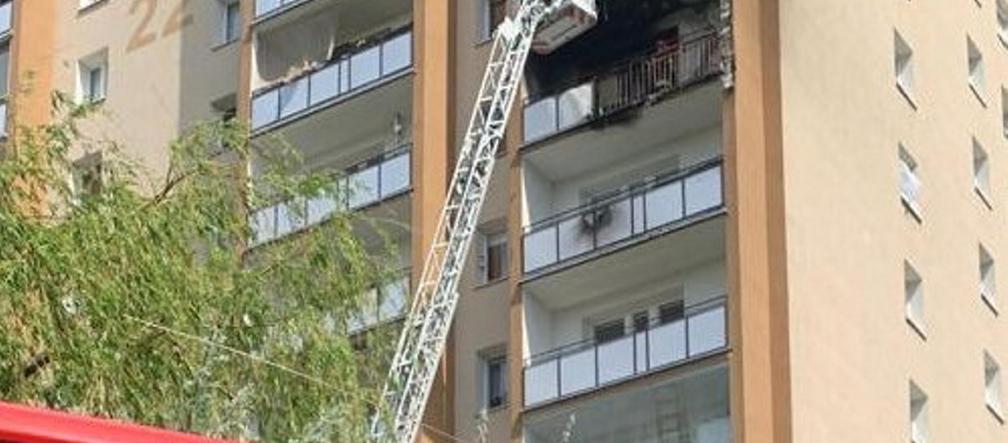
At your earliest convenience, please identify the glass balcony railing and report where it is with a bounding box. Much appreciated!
[523,32,721,144]
[0,1,12,37]
[250,28,413,131]
[254,0,311,19]
[348,274,410,335]
[523,158,724,275]
[249,147,411,247]
[523,297,727,408]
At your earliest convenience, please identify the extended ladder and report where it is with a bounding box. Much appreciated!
[371,1,571,442]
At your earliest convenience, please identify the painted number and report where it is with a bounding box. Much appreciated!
[127,0,194,53]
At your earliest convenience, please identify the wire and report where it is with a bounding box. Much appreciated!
[124,314,337,389]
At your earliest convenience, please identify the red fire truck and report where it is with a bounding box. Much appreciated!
[0,402,239,443]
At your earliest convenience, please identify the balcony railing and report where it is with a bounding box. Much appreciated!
[249,147,411,247]
[523,32,721,144]
[523,297,728,408]
[348,274,410,335]
[523,158,724,275]
[250,28,413,131]
[0,1,11,37]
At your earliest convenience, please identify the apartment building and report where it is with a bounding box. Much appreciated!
[4,0,1008,442]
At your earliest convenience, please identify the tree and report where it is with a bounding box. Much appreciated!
[0,96,401,442]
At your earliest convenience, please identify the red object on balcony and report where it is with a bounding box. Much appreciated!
[0,402,240,443]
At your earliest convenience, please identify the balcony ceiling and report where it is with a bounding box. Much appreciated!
[523,83,722,183]
[525,364,729,443]
[254,75,414,166]
[524,216,725,310]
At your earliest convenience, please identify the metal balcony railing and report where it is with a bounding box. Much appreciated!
[249,147,412,247]
[523,158,724,275]
[523,32,721,144]
[0,1,12,37]
[250,27,413,131]
[523,296,728,408]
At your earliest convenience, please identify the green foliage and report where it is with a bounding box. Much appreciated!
[0,96,400,442]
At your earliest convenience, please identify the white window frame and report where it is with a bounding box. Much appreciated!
[479,349,508,411]
[968,37,986,104]
[894,31,915,106]
[910,381,929,443]
[986,352,1004,421]
[77,51,108,104]
[980,244,998,313]
[904,261,925,337]
[476,228,508,284]
[899,145,922,220]
[219,0,241,46]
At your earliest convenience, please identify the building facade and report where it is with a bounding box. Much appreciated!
[5,0,1008,442]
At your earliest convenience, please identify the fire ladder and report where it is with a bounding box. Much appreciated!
[371,1,576,442]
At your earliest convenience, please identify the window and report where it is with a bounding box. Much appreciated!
[973,138,991,205]
[894,31,915,105]
[593,319,625,343]
[477,0,508,42]
[480,352,507,410]
[220,0,241,45]
[910,381,929,443]
[998,0,1008,44]
[980,244,997,311]
[78,51,108,103]
[968,37,986,102]
[71,152,104,200]
[477,228,508,284]
[986,353,1004,420]
[899,145,922,219]
[905,262,925,336]
[659,300,685,324]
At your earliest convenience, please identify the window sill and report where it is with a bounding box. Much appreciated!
[901,196,922,223]
[970,82,988,108]
[896,83,918,110]
[480,403,509,416]
[975,186,993,210]
[906,317,927,341]
[475,36,494,48]
[999,32,1008,50]
[474,276,509,291]
[982,292,999,316]
[77,0,109,16]
[987,403,1005,424]
[211,39,239,52]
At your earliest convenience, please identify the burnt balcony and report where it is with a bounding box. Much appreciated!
[523,32,722,145]
[522,158,724,277]
[249,146,411,248]
[523,296,727,409]
[250,27,413,134]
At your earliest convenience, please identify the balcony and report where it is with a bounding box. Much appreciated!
[523,158,724,277]
[524,297,727,408]
[523,32,722,145]
[347,274,410,335]
[250,27,413,134]
[524,364,730,443]
[249,147,411,247]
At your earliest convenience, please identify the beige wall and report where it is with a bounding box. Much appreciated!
[450,0,516,442]
[50,0,239,187]
[780,0,1008,442]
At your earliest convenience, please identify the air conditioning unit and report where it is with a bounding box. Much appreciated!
[580,205,612,231]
